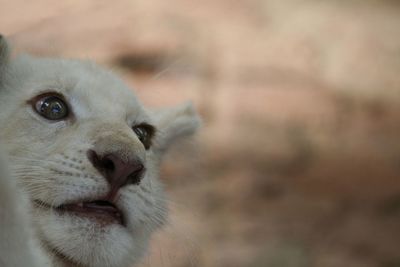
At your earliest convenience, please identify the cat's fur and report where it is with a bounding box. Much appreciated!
[0,35,199,267]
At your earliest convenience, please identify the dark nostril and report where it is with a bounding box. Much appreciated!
[87,150,105,171]
[87,150,117,174]
[87,149,101,168]
[101,158,115,172]
[127,164,144,185]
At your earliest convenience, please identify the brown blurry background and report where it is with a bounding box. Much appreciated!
[1,0,400,266]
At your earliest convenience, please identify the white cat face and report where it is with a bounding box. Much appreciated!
[0,38,199,267]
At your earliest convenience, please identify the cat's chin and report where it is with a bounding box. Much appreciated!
[36,208,145,267]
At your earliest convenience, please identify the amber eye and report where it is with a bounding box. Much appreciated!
[34,95,69,121]
[133,124,154,150]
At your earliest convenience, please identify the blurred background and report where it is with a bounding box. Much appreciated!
[1,0,400,266]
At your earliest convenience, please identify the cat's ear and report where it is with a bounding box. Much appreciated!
[150,102,201,154]
[0,35,10,76]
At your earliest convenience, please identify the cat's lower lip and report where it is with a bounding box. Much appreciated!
[35,200,125,226]
[59,200,124,225]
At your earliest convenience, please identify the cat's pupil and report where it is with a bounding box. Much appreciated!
[35,95,68,120]
[133,125,154,150]
[50,102,61,114]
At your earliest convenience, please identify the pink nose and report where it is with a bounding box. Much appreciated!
[87,150,145,189]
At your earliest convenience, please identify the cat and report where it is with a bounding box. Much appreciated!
[0,34,200,267]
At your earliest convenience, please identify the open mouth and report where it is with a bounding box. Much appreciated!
[36,199,124,226]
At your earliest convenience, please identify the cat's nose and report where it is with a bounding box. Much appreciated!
[87,150,145,188]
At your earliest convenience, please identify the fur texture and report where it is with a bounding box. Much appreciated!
[0,35,200,267]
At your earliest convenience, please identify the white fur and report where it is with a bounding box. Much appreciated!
[0,35,200,267]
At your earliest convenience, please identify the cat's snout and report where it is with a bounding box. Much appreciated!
[87,149,145,190]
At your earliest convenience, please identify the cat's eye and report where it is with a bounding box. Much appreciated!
[34,95,69,121]
[132,124,154,150]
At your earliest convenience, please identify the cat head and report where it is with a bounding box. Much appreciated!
[0,35,200,267]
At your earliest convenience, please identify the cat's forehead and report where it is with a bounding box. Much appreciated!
[11,55,147,120]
